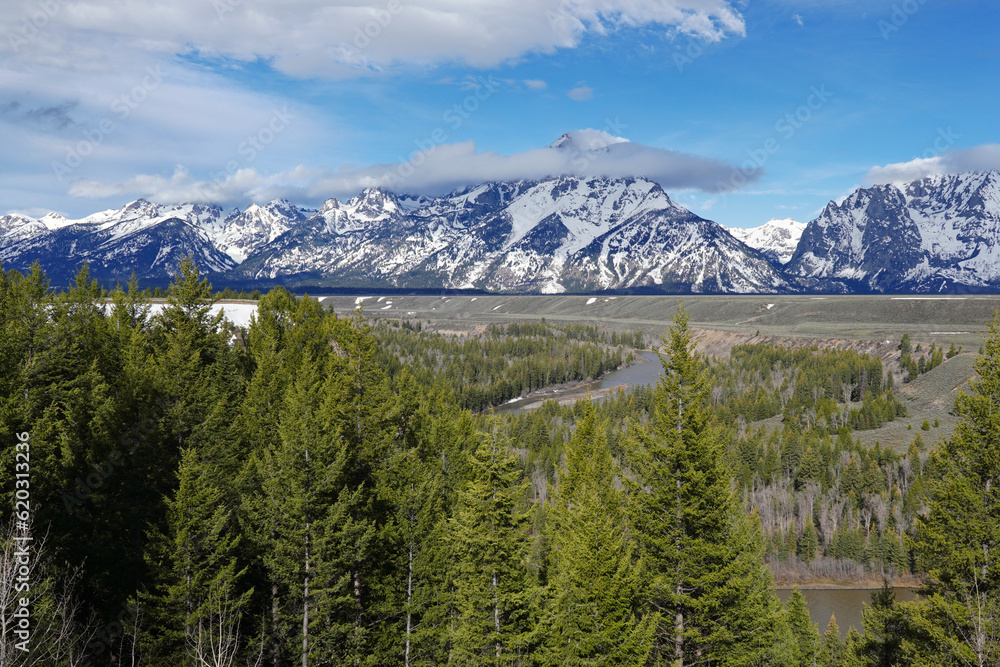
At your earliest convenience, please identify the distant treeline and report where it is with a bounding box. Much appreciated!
[372,319,639,411]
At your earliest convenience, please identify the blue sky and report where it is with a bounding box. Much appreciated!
[1,0,998,228]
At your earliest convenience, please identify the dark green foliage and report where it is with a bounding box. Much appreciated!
[785,588,819,667]
[3,261,991,666]
[450,427,534,666]
[798,520,819,563]
[144,446,251,665]
[629,306,780,666]
[906,313,1000,666]
[852,582,907,667]
[538,402,655,666]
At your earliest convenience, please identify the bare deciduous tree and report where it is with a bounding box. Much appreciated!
[0,518,98,667]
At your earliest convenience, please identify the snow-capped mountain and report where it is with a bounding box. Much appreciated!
[786,172,1000,291]
[10,164,1000,294]
[0,199,311,283]
[728,218,806,265]
[0,176,786,292]
[213,199,310,263]
[232,176,791,293]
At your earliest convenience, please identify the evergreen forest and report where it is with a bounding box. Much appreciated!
[1,259,998,666]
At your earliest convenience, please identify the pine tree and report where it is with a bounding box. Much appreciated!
[628,305,780,666]
[796,447,823,489]
[909,313,1000,666]
[156,256,222,347]
[798,520,819,563]
[450,426,533,666]
[853,581,907,667]
[818,614,845,667]
[386,372,453,667]
[842,628,864,667]
[247,359,377,666]
[538,401,655,667]
[786,587,819,667]
[323,312,402,666]
[145,446,251,666]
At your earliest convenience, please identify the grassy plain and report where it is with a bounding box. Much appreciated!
[321,293,1000,450]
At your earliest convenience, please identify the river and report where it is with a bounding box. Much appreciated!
[496,355,917,639]
[497,350,664,413]
[775,588,917,639]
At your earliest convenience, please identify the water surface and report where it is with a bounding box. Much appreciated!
[775,588,917,639]
[497,350,663,413]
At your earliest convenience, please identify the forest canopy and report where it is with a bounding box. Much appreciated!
[0,260,998,666]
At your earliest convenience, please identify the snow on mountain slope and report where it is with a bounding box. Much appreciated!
[233,175,790,293]
[14,167,1000,294]
[0,198,308,283]
[728,218,805,265]
[787,171,1000,291]
[214,199,308,262]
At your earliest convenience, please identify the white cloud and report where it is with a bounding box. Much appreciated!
[792,13,804,27]
[0,52,331,215]
[0,0,749,215]
[866,157,947,184]
[866,144,1000,184]
[567,86,594,101]
[66,131,760,205]
[1,0,747,79]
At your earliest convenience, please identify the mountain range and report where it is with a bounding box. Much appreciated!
[3,136,1000,294]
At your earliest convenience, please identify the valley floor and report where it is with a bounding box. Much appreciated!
[325,293,995,452]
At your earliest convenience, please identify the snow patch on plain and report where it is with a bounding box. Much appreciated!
[147,303,257,328]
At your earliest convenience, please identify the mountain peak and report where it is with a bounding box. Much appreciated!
[728,218,805,265]
[548,129,629,153]
[123,198,157,211]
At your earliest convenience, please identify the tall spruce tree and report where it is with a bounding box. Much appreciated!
[786,587,819,667]
[450,426,534,666]
[323,312,400,666]
[145,446,251,666]
[629,305,781,666]
[382,372,455,667]
[538,401,655,667]
[247,359,373,666]
[818,615,845,667]
[852,582,907,667]
[908,313,1000,666]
